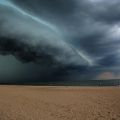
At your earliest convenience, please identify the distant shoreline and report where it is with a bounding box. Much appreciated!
[0,79,119,86]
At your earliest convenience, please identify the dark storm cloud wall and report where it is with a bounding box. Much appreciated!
[0,0,90,66]
[12,0,77,15]
[12,0,91,35]
[0,0,120,82]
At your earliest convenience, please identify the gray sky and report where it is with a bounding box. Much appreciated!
[0,0,120,82]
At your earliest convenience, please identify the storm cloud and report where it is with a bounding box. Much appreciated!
[0,0,120,82]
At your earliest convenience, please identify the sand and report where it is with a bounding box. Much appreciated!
[0,86,119,120]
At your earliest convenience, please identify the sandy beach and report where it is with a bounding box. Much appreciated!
[0,86,119,120]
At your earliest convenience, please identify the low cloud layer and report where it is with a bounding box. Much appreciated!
[0,0,120,82]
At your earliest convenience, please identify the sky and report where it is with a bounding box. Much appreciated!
[0,0,120,83]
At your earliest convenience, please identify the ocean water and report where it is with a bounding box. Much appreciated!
[23,79,120,86]
[0,79,120,86]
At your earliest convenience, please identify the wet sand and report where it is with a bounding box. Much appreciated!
[0,86,119,120]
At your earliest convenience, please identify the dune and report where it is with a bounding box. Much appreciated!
[0,86,119,120]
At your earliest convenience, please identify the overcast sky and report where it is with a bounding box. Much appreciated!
[0,0,120,83]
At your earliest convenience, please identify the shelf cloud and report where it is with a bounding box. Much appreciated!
[0,0,120,82]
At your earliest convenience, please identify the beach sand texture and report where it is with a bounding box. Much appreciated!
[0,86,119,120]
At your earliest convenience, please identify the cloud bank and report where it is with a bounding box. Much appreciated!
[0,0,120,82]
